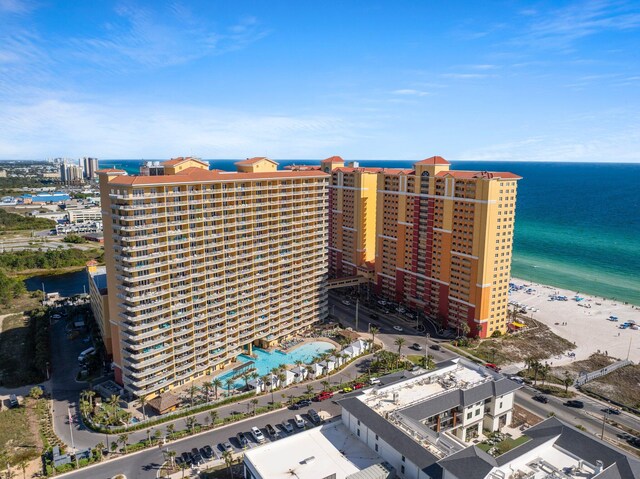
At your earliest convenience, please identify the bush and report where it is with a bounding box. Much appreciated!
[491,330,503,338]
[63,234,86,244]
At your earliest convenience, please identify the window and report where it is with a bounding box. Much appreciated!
[375,444,378,452]
[475,409,480,416]
[357,419,360,426]
[401,466,405,474]
[357,429,360,437]
[375,434,379,440]
[467,412,472,419]
[401,456,405,463]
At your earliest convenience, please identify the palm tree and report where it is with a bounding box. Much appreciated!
[185,416,197,433]
[166,423,175,437]
[262,374,273,403]
[226,378,235,396]
[250,371,260,387]
[137,394,148,421]
[461,322,471,338]
[531,360,542,385]
[209,410,218,428]
[165,449,177,469]
[179,461,188,479]
[79,399,92,419]
[540,364,550,386]
[94,442,105,462]
[321,380,330,392]
[110,442,118,454]
[394,337,406,368]
[85,390,96,407]
[212,378,223,399]
[188,385,199,407]
[222,450,234,479]
[306,384,314,395]
[277,372,286,389]
[563,371,574,394]
[370,326,379,348]
[118,433,129,453]
[202,382,211,401]
[242,372,251,390]
[250,398,259,415]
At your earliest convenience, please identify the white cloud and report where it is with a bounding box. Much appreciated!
[0,99,360,159]
[391,89,430,97]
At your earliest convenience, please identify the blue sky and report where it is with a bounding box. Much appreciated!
[1,0,639,161]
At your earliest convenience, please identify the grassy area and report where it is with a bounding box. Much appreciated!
[582,362,640,410]
[455,320,574,366]
[477,435,530,455]
[0,399,41,465]
[0,307,50,387]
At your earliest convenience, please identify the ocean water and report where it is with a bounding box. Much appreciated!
[100,159,640,305]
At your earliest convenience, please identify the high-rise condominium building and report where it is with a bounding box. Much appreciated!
[322,156,521,338]
[98,157,329,398]
[82,157,99,180]
[60,161,84,184]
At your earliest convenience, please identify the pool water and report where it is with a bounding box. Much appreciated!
[214,341,335,389]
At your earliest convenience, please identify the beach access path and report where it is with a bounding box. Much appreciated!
[510,277,640,364]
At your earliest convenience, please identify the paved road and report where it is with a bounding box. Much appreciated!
[57,402,341,479]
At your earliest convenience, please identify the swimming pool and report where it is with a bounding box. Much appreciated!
[214,341,335,389]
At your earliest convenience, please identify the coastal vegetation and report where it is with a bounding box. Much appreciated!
[0,247,102,272]
[0,307,51,387]
[0,209,56,232]
[0,269,26,305]
[62,234,87,244]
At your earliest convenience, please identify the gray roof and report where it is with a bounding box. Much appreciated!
[401,378,520,421]
[436,446,497,479]
[339,397,439,469]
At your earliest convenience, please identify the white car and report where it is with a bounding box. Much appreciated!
[294,414,306,428]
[393,325,403,332]
[342,300,351,306]
[250,426,266,443]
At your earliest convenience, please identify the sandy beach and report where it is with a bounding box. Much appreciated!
[509,277,640,365]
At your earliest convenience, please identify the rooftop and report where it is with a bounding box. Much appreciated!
[244,421,383,479]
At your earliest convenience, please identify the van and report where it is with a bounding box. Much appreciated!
[9,394,19,408]
[369,377,381,385]
[78,347,95,363]
[294,414,306,428]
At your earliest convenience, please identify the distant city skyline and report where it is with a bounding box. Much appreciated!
[1,0,639,162]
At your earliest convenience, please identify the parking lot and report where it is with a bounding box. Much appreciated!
[170,405,326,471]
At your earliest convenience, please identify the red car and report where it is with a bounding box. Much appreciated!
[314,391,334,401]
[485,363,501,372]
[353,383,365,390]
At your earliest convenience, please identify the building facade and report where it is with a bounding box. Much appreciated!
[86,261,111,355]
[82,157,99,180]
[98,157,329,398]
[60,162,84,184]
[323,156,520,338]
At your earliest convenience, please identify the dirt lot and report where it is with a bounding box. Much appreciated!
[552,353,616,378]
[456,320,575,366]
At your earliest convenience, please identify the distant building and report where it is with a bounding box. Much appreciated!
[67,207,102,223]
[60,162,84,184]
[0,169,6,178]
[20,192,70,204]
[82,157,99,180]
[139,161,165,176]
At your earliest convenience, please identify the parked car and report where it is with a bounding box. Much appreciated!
[412,343,423,351]
[532,395,548,404]
[297,399,311,407]
[219,442,234,454]
[294,414,306,428]
[353,382,365,389]
[393,325,403,332]
[8,394,19,408]
[281,420,294,433]
[342,386,353,393]
[265,423,279,439]
[181,452,191,465]
[314,391,334,401]
[237,432,249,447]
[342,300,351,306]
[175,456,184,467]
[308,409,322,424]
[430,344,441,351]
[201,445,214,459]
[564,400,584,409]
[369,377,381,385]
[485,363,501,372]
[603,407,621,415]
[289,402,301,410]
[191,448,204,465]
[251,426,266,443]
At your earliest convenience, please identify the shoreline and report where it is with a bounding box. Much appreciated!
[510,277,640,364]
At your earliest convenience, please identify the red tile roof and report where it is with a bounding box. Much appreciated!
[234,157,279,166]
[96,168,126,174]
[321,156,345,163]
[162,157,208,167]
[108,168,328,186]
[335,167,414,175]
[415,156,450,165]
[436,170,522,180]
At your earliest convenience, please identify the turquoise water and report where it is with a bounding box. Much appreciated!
[100,160,640,305]
[214,341,335,388]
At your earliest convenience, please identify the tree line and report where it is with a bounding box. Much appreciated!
[0,248,103,271]
[0,209,56,231]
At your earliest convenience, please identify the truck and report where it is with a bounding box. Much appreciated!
[78,347,95,363]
